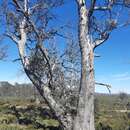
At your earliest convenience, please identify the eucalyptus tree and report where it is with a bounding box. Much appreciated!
[1,0,78,130]
[74,0,130,130]
[1,0,130,130]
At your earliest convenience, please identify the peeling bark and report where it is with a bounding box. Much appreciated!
[24,70,73,130]
[74,0,95,130]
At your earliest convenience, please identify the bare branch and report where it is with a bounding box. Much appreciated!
[13,0,23,10]
[93,34,109,49]
[89,0,96,17]
[12,58,21,62]
[94,53,101,58]
[94,0,114,11]
[5,33,19,44]
[94,6,111,11]
[95,82,111,93]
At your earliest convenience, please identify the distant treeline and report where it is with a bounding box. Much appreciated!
[0,81,39,98]
[0,81,129,100]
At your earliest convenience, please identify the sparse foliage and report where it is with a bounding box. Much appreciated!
[0,45,7,60]
[0,37,7,60]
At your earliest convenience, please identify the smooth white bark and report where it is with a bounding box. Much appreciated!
[74,1,95,130]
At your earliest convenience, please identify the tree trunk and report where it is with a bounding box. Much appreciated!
[24,69,73,130]
[73,0,95,130]
[73,48,95,130]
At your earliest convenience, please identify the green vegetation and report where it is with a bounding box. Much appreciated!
[95,94,130,130]
[0,97,60,130]
[0,86,130,130]
[0,124,38,130]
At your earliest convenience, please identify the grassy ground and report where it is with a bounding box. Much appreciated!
[0,94,130,130]
[0,97,60,130]
[95,94,130,130]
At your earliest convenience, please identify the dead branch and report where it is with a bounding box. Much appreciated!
[95,82,111,93]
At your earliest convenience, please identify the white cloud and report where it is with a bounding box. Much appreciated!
[112,72,130,81]
[112,72,128,78]
[95,72,130,93]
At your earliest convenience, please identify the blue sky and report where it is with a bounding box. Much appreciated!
[95,27,130,93]
[0,0,130,93]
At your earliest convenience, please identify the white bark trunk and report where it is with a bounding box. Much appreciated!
[73,43,95,130]
[73,0,95,130]
[24,70,73,130]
